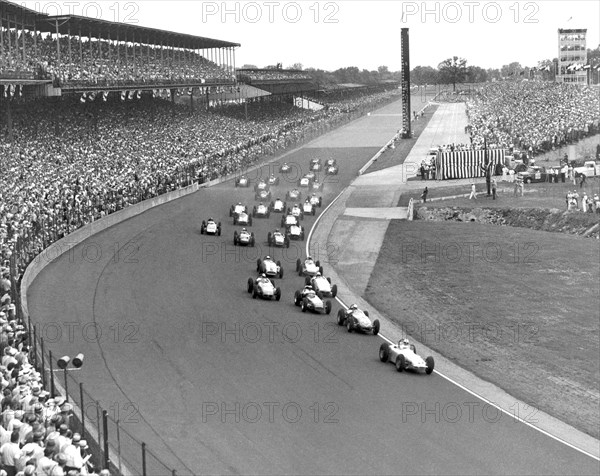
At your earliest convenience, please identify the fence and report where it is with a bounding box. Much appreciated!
[12,89,402,475]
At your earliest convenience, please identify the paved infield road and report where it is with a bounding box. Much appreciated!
[27,99,599,475]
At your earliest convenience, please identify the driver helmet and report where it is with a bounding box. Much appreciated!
[316,272,321,277]
[238,202,242,206]
[307,256,312,261]
[305,285,313,290]
[400,339,409,346]
[275,228,280,233]
[242,228,247,232]
[260,202,264,206]
[209,217,213,221]
[349,304,358,310]
[265,256,271,260]
[261,273,266,278]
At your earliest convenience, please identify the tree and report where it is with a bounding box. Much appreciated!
[466,65,488,83]
[289,63,303,70]
[438,56,467,90]
[411,66,438,85]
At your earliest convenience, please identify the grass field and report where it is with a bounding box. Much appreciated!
[364,213,600,438]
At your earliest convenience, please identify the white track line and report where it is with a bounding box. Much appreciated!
[306,178,600,462]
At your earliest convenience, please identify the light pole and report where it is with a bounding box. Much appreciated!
[57,353,84,402]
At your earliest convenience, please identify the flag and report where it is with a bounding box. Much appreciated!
[127,90,134,100]
[582,64,591,70]
[18,85,22,97]
[9,84,15,97]
[80,92,87,103]
[187,87,193,95]
[152,89,157,98]
[88,91,97,101]
[102,91,109,101]
[136,90,141,99]
[120,90,126,101]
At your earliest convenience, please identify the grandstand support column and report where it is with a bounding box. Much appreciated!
[79,26,83,65]
[5,99,13,143]
[190,89,194,114]
[55,19,61,66]
[21,15,25,62]
[7,15,11,54]
[132,31,136,78]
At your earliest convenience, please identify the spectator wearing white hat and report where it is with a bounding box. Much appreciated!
[0,430,21,476]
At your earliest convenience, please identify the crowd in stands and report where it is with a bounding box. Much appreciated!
[1,30,234,86]
[466,82,600,155]
[236,70,313,82]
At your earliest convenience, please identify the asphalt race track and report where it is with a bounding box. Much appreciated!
[28,100,600,475]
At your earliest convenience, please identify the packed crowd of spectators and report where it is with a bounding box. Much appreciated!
[236,70,313,82]
[1,29,234,86]
[465,81,600,154]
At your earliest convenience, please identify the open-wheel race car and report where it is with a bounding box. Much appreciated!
[288,203,304,220]
[305,273,337,298]
[270,198,287,213]
[255,188,272,201]
[310,179,324,191]
[286,222,305,241]
[298,175,313,188]
[254,180,269,192]
[379,339,435,375]
[230,203,247,217]
[310,158,322,171]
[200,218,221,236]
[267,229,290,248]
[302,199,315,216]
[233,210,252,226]
[267,174,280,186]
[235,175,251,187]
[233,228,255,246]
[256,255,284,278]
[337,304,380,335]
[309,194,322,208]
[325,159,339,175]
[296,256,323,277]
[281,213,298,228]
[279,162,291,173]
[247,274,281,301]
[294,285,332,315]
[286,189,302,201]
[252,202,270,218]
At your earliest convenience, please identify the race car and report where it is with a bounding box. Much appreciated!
[281,213,299,228]
[252,202,270,218]
[255,188,272,201]
[310,179,323,191]
[305,273,337,298]
[230,203,247,217]
[200,218,221,236]
[286,189,302,201]
[256,256,284,278]
[309,194,322,208]
[325,159,339,175]
[235,175,251,187]
[267,174,280,186]
[310,158,322,171]
[286,223,305,241]
[247,274,281,301]
[298,175,312,188]
[267,229,290,248]
[302,200,315,216]
[379,339,435,375]
[270,198,286,213]
[296,257,323,277]
[336,305,380,335]
[288,203,304,220]
[294,287,332,315]
[234,228,255,246]
[254,180,269,192]
[233,210,252,226]
[279,162,291,173]
[304,170,317,180]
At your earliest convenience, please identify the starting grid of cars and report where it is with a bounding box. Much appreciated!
[201,158,435,375]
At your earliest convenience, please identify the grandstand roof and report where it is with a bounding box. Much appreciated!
[0,0,239,49]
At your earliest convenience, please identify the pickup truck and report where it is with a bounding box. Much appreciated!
[574,161,600,178]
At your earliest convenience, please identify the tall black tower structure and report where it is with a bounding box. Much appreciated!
[401,28,411,138]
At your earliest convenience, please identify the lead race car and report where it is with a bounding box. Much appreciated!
[270,198,286,213]
[379,339,435,375]
[252,202,270,218]
[294,285,332,315]
[234,228,255,246]
[337,304,380,335]
[286,222,305,241]
[267,229,290,248]
[305,272,337,298]
[281,212,299,228]
[247,274,281,301]
[200,217,221,236]
[296,256,323,277]
[256,255,284,278]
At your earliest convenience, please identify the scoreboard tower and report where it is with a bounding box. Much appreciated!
[401,28,411,138]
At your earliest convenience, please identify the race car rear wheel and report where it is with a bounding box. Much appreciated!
[331,284,338,298]
[304,276,311,285]
[275,288,281,301]
[318,266,324,275]
[296,259,301,272]
[257,259,261,272]
[217,227,221,236]
[425,356,435,375]
[325,301,332,315]
[364,310,369,317]
[252,288,258,299]
[279,268,284,278]
[395,355,405,372]
[316,260,321,267]
[247,278,254,293]
[294,290,301,306]
[373,319,380,336]
[301,300,307,312]
[326,277,331,284]
[346,319,353,333]
[337,309,345,326]
[379,343,390,362]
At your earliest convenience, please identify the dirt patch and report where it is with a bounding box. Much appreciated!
[363,220,600,438]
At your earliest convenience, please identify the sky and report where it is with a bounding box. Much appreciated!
[23,1,600,71]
